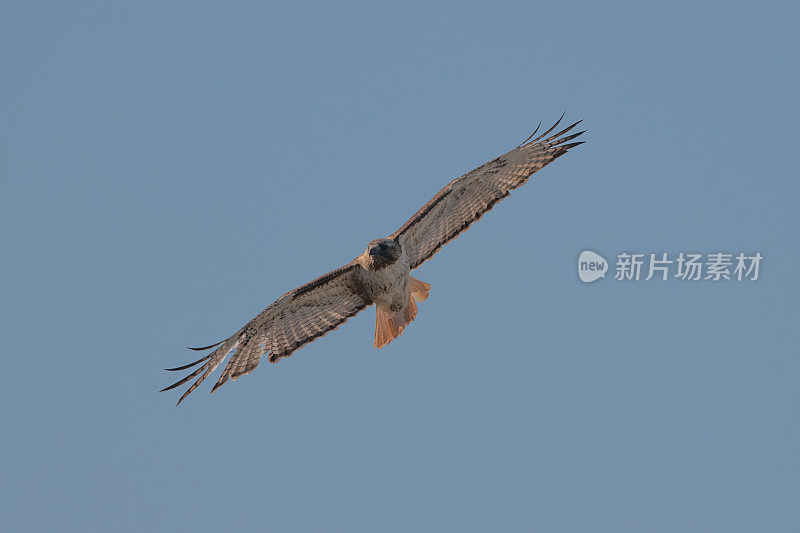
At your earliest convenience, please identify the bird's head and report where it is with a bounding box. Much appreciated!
[364,238,401,269]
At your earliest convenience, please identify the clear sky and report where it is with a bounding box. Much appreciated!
[2,2,798,531]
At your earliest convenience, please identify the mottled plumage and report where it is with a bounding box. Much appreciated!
[162,115,584,404]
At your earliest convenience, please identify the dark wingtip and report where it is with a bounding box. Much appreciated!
[160,382,181,393]
[545,120,583,143]
[187,340,225,351]
[563,141,586,149]
[171,382,195,405]
[531,112,567,144]
[164,353,213,372]
[552,130,586,146]
[160,365,205,392]
[553,141,586,158]
[210,374,229,393]
[174,382,196,405]
[518,121,542,147]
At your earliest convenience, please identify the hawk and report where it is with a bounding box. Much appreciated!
[162,115,585,404]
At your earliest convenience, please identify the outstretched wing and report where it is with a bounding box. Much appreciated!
[391,115,585,269]
[161,262,371,405]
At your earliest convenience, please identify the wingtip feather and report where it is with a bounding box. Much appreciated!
[187,340,225,351]
[160,365,205,392]
[517,121,542,147]
[164,353,213,372]
[546,120,583,143]
[528,112,566,144]
[552,130,586,146]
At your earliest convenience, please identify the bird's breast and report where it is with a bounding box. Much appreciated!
[359,252,411,308]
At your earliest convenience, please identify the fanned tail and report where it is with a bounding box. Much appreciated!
[409,276,430,302]
[374,276,430,348]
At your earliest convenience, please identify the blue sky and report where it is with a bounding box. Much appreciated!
[2,1,798,531]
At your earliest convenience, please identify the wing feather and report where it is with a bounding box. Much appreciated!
[391,117,584,269]
[163,262,371,404]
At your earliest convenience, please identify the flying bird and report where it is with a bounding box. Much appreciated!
[162,115,585,404]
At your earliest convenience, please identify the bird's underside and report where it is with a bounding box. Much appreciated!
[162,114,585,404]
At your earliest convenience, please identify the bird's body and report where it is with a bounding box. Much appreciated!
[354,238,429,347]
[163,115,585,404]
[357,243,409,309]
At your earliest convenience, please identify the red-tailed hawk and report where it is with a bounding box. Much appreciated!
[162,115,584,404]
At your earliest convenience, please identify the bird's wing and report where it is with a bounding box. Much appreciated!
[391,115,585,270]
[162,262,371,405]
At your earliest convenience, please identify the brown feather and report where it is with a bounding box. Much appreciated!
[391,116,584,269]
[162,263,372,404]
